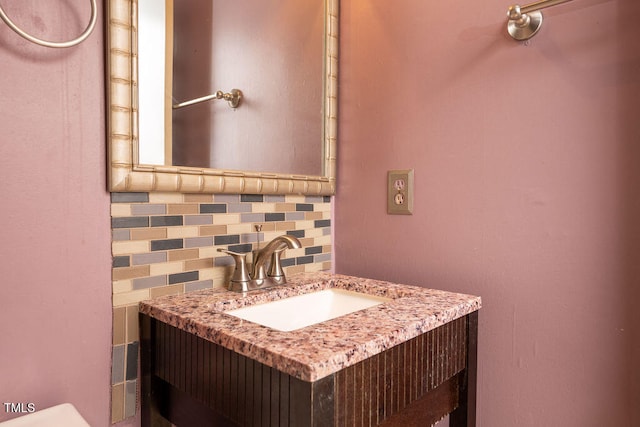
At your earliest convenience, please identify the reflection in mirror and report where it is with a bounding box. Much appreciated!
[107,0,337,194]
[138,0,172,165]
[139,0,325,176]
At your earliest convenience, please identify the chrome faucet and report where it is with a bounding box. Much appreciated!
[218,234,301,292]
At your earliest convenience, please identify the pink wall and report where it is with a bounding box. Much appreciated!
[0,0,112,425]
[2,0,638,425]
[336,0,640,426]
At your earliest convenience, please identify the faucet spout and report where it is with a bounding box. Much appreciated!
[219,234,302,292]
[252,235,301,281]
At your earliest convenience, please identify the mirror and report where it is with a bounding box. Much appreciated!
[107,0,338,194]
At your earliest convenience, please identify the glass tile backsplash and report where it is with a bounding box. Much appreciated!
[109,192,332,423]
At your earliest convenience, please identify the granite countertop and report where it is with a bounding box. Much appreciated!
[139,272,482,382]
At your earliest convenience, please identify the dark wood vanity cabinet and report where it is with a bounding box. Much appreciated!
[140,311,478,427]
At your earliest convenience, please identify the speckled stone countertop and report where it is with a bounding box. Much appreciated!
[139,272,481,382]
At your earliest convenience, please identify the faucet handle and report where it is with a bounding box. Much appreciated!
[267,247,287,281]
[217,248,251,291]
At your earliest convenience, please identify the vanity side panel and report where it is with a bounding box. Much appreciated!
[333,316,468,426]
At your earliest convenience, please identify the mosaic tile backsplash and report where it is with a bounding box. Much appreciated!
[110,192,332,423]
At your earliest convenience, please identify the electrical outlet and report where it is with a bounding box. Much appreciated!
[387,169,414,215]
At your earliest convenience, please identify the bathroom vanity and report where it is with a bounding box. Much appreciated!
[139,273,481,426]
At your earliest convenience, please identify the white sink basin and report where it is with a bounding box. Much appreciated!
[226,289,391,331]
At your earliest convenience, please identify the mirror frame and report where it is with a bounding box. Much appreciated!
[107,0,337,195]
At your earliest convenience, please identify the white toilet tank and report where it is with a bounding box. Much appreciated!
[0,404,89,427]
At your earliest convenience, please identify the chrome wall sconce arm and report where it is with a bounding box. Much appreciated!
[507,0,573,41]
[173,89,243,110]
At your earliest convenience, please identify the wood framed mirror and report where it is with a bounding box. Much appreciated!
[107,0,338,194]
